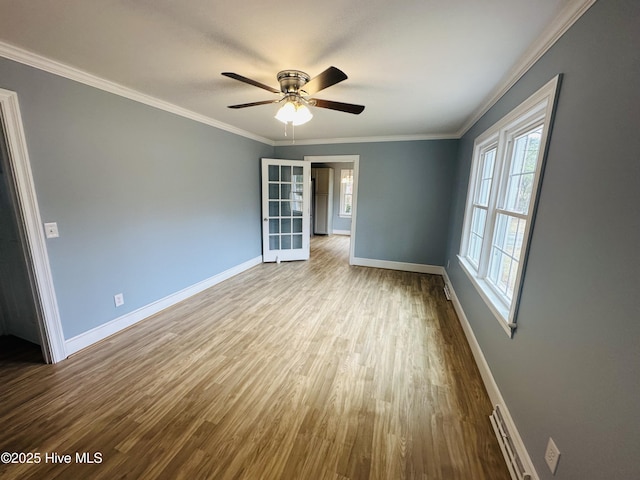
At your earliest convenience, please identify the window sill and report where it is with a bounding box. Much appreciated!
[457,256,514,338]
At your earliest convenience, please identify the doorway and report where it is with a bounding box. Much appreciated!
[0,89,66,363]
[305,155,359,265]
[0,115,43,360]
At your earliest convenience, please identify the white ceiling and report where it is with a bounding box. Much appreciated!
[0,0,589,144]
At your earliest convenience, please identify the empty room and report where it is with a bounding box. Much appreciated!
[0,1,638,479]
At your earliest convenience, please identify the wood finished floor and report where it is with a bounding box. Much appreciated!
[0,235,509,480]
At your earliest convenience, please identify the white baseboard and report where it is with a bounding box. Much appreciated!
[351,257,444,275]
[332,229,351,236]
[65,255,263,356]
[441,270,538,480]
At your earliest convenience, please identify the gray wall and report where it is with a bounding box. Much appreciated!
[0,57,273,339]
[275,140,458,266]
[445,0,640,478]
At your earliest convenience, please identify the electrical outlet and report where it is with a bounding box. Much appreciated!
[545,437,560,474]
[114,293,124,307]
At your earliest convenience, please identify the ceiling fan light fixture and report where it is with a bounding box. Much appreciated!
[275,99,313,126]
[224,67,363,126]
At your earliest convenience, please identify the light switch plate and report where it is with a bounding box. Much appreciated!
[44,222,59,238]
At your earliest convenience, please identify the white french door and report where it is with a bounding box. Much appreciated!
[261,158,310,262]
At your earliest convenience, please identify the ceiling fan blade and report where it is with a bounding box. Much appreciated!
[303,67,348,95]
[312,99,365,115]
[227,100,279,109]
[221,72,280,94]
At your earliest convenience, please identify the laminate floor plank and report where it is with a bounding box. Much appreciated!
[0,235,510,479]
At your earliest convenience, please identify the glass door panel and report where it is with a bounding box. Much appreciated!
[261,158,310,262]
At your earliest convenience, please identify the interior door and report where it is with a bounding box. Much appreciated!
[261,158,310,262]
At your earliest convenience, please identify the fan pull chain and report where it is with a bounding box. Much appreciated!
[282,122,296,144]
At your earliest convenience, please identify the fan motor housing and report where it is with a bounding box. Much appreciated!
[277,70,310,94]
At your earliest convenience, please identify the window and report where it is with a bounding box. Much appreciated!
[339,169,353,217]
[458,76,560,336]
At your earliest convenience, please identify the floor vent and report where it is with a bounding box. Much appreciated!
[443,284,451,300]
[490,405,532,480]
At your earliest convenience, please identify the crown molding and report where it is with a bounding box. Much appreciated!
[0,41,275,146]
[457,0,596,137]
[273,133,459,147]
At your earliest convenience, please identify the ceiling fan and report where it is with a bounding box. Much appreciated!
[221,67,365,125]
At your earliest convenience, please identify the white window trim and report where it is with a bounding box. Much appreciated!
[458,75,560,337]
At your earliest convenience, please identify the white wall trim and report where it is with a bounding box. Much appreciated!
[441,269,539,480]
[65,255,262,356]
[332,230,351,236]
[351,257,445,275]
[0,41,274,146]
[457,0,595,137]
[0,88,66,363]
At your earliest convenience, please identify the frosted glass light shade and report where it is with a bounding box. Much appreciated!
[292,104,312,125]
[275,101,313,125]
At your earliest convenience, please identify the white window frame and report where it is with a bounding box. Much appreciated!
[458,75,560,337]
[339,168,353,218]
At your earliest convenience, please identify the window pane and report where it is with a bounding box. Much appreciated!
[467,206,487,265]
[471,207,487,237]
[281,235,292,249]
[269,183,279,200]
[468,233,482,267]
[269,235,280,250]
[268,165,279,181]
[493,215,526,257]
[269,219,279,234]
[292,193,303,215]
[280,166,291,182]
[269,201,279,217]
[504,127,542,214]
[281,218,292,233]
[344,194,352,214]
[474,148,496,206]
[281,201,291,216]
[340,169,354,216]
[281,183,291,199]
[488,213,526,300]
[293,218,303,233]
[292,234,303,249]
[488,249,515,298]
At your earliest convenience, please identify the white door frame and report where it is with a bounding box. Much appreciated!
[0,89,66,363]
[304,155,360,265]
